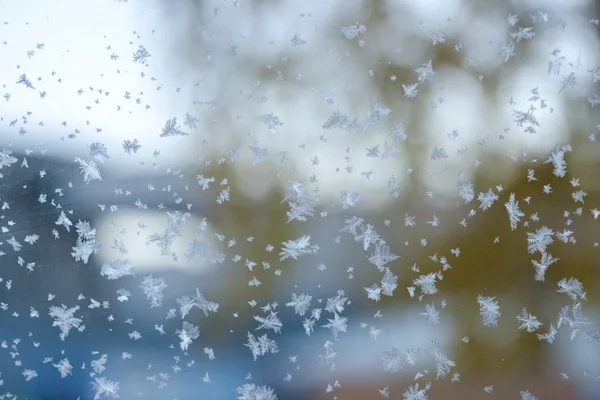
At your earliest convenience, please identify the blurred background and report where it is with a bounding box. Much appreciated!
[1,0,600,399]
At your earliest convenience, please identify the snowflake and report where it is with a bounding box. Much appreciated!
[245,332,279,361]
[161,117,188,137]
[74,157,102,184]
[236,383,278,400]
[177,321,200,351]
[92,377,120,400]
[382,347,403,373]
[49,304,83,341]
[279,235,319,261]
[132,45,151,65]
[139,275,168,308]
[100,259,135,280]
[341,23,367,39]
[517,308,543,332]
[286,293,312,316]
[53,358,73,378]
[477,295,501,327]
[505,193,525,230]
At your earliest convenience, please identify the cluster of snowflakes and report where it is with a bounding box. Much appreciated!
[1,3,600,400]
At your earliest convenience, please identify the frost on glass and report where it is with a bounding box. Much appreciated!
[1,0,600,399]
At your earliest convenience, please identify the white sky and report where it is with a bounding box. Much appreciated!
[0,0,196,175]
